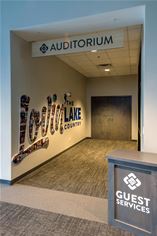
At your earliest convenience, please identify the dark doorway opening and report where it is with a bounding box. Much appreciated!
[91,96,132,140]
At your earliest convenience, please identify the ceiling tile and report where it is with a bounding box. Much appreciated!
[130,49,139,58]
[128,28,141,41]
[56,25,142,78]
[129,40,140,50]
[130,57,138,64]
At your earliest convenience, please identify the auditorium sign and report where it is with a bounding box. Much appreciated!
[12,93,82,164]
[32,30,124,57]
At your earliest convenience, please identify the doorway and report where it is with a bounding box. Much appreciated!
[91,96,132,140]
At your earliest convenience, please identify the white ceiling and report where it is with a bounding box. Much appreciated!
[57,25,142,78]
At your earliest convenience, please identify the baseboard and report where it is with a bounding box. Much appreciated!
[0,179,12,185]
[131,139,138,142]
[2,137,87,185]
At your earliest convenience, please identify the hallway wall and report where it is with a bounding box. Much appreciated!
[11,33,87,179]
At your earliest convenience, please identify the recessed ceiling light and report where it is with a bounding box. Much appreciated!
[97,63,112,72]
[91,49,97,53]
[104,68,110,72]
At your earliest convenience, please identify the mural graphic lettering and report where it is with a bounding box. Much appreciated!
[12,94,81,164]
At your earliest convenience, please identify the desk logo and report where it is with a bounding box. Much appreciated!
[123,173,141,190]
[116,173,150,214]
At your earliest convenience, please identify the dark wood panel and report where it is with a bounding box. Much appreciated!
[91,96,131,140]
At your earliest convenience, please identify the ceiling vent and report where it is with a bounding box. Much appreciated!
[97,63,112,68]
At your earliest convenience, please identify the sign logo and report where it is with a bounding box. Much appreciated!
[40,43,49,54]
[123,173,141,190]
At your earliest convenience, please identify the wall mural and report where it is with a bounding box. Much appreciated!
[12,93,82,164]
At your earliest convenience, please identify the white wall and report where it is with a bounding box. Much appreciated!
[11,33,87,179]
[0,0,2,179]
[86,76,138,140]
[1,1,157,180]
[142,3,157,152]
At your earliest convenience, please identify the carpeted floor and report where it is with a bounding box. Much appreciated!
[0,201,134,236]
[18,139,137,198]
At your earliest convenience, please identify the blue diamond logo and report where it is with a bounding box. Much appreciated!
[40,43,48,54]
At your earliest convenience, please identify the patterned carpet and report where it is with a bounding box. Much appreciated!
[0,201,134,236]
[18,139,137,198]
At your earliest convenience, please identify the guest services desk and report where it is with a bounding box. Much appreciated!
[107,150,157,236]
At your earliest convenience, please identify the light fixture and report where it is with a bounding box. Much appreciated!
[97,63,112,72]
[104,68,110,72]
[91,49,97,53]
